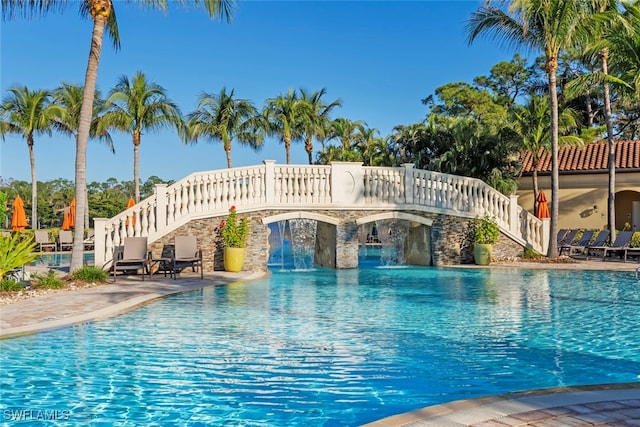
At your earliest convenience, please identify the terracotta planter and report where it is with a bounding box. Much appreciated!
[224,247,245,272]
[473,243,492,265]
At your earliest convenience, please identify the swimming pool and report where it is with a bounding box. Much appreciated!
[1,267,638,425]
[30,252,94,267]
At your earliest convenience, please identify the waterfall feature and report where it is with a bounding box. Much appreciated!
[289,219,317,270]
[376,220,409,266]
[268,219,318,270]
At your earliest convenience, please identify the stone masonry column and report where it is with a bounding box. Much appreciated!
[335,222,360,269]
[330,162,364,269]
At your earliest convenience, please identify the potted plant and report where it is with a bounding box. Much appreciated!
[220,206,249,272]
[473,215,499,265]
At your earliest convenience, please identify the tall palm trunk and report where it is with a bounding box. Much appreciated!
[532,160,540,213]
[600,48,616,242]
[305,136,313,164]
[28,137,37,229]
[70,4,109,272]
[285,135,291,164]
[223,133,232,168]
[133,131,141,202]
[547,60,560,258]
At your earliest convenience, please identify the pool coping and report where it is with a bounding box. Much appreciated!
[363,382,640,426]
[0,270,266,339]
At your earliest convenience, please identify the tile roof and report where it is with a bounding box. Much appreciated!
[520,140,640,173]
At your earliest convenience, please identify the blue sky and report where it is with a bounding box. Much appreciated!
[1,1,518,184]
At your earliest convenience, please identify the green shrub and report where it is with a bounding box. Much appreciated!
[0,277,25,291]
[32,270,64,289]
[523,247,542,260]
[71,266,107,283]
[630,232,640,248]
[0,233,39,278]
[473,215,500,244]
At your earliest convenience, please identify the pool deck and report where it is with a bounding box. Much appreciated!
[1,259,639,426]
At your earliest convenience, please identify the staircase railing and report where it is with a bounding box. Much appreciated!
[94,161,548,267]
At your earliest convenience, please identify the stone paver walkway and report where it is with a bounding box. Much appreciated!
[0,270,264,338]
[364,383,640,426]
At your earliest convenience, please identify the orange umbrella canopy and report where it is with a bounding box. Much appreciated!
[536,190,550,219]
[69,197,76,228]
[125,197,136,226]
[62,207,71,230]
[11,196,27,231]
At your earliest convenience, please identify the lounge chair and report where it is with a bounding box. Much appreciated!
[84,230,95,251]
[558,229,579,246]
[171,235,203,279]
[153,244,174,277]
[578,230,610,258]
[587,231,634,261]
[35,230,56,252]
[624,244,640,263]
[58,230,73,251]
[112,237,150,281]
[556,229,568,245]
[559,230,594,256]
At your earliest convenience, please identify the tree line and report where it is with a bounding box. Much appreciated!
[0,176,172,230]
[1,1,639,269]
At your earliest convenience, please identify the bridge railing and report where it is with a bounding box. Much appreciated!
[94,161,548,267]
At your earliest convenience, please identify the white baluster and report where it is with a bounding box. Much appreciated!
[188,180,195,214]
[105,226,114,265]
[148,203,156,234]
[181,185,188,216]
[140,206,148,237]
[195,177,203,213]
[133,206,141,236]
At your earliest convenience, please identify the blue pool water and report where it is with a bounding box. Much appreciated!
[1,267,639,426]
[30,252,94,267]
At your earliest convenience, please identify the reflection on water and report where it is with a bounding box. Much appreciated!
[30,252,95,267]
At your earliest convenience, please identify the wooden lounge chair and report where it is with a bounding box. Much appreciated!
[171,235,203,279]
[587,231,634,261]
[58,230,73,251]
[112,237,150,281]
[559,230,594,256]
[35,230,56,252]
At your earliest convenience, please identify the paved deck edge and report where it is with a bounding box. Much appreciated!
[0,271,266,339]
[362,382,640,427]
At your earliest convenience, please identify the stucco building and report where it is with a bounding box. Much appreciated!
[517,140,640,232]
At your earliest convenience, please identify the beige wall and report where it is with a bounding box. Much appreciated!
[517,171,640,231]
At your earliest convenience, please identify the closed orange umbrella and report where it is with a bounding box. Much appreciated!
[62,207,71,230]
[69,197,76,229]
[125,197,136,226]
[536,190,550,219]
[11,196,27,231]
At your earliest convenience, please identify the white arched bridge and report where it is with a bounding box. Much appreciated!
[94,161,549,270]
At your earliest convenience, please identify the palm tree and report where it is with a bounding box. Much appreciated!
[2,0,235,272]
[0,86,62,230]
[185,87,262,168]
[467,0,587,257]
[53,82,114,230]
[298,88,342,164]
[101,72,183,202]
[264,89,303,164]
[354,126,387,166]
[325,117,366,161]
[512,94,583,212]
[566,1,639,240]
